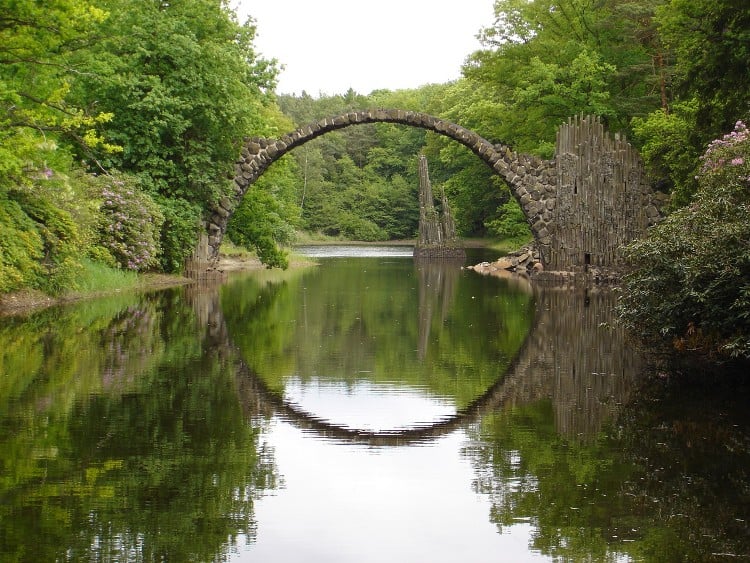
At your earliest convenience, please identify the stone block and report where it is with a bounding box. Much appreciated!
[434,120,449,133]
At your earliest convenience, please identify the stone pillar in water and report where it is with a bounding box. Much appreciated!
[414,155,465,259]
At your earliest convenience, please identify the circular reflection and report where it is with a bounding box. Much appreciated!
[282,376,457,433]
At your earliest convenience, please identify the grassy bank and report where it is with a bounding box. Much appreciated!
[0,260,190,316]
[483,235,534,254]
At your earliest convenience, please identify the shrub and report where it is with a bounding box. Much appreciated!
[337,212,387,242]
[0,196,44,293]
[95,174,163,272]
[6,191,83,294]
[155,196,201,273]
[619,121,750,359]
[227,189,292,269]
[485,198,531,240]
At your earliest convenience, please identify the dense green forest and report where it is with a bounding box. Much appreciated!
[1,0,748,357]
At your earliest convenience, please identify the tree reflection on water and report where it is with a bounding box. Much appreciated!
[0,289,279,562]
[1,266,749,562]
[463,289,750,561]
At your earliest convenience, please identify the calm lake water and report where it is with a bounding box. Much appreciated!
[1,246,749,562]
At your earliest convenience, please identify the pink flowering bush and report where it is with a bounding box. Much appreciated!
[700,120,749,175]
[96,175,163,271]
[620,120,750,360]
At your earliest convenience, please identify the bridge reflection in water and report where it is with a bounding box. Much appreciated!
[186,275,643,447]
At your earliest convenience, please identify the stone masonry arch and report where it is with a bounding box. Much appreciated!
[199,112,661,276]
[205,109,557,263]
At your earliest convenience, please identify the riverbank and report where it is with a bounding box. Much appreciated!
[0,254,269,316]
[0,238,510,316]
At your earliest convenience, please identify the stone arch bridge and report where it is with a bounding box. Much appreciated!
[202,110,661,273]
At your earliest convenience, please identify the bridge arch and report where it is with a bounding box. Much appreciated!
[206,109,557,263]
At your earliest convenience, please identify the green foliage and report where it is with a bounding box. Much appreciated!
[630,0,750,201]
[5,191,82,294]
[466,0,663,153]
[0,0,114,190]
[619,121,750,358]
[71,0,278,210]
[656,0,750,138]
[227,187,291,269]
[278,90,426,241]
[0,196,43,292]
[631,99,699,204]
[155,196,201,273]
[336,212,388,242]
[1,0,283,292]
[227,134,300,269]
[485,197,531,240]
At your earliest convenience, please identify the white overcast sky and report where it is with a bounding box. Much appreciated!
[231,1,496,96]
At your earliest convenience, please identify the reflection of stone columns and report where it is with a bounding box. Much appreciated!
[184,283,275,421]
[193,276,641,446]
[416,261,460,360]
[183,283,229,354]
[499,288,643,440]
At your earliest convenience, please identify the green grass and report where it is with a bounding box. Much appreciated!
[219,240,257,259]
[485,234,534,254]
[291,230,348,244]
[73,259,141,293]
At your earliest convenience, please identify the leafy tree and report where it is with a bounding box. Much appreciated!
[421,80,515,236]
[226,104,300,268]
[467,0,668,151]
[0,0,114,189]
[227,182,295,269]
[70,0,279,270]
[0,0,122,292]
[278,91,425,240]
[632,0,750,202]
[631,99,699,204]
[657,0,750,140]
